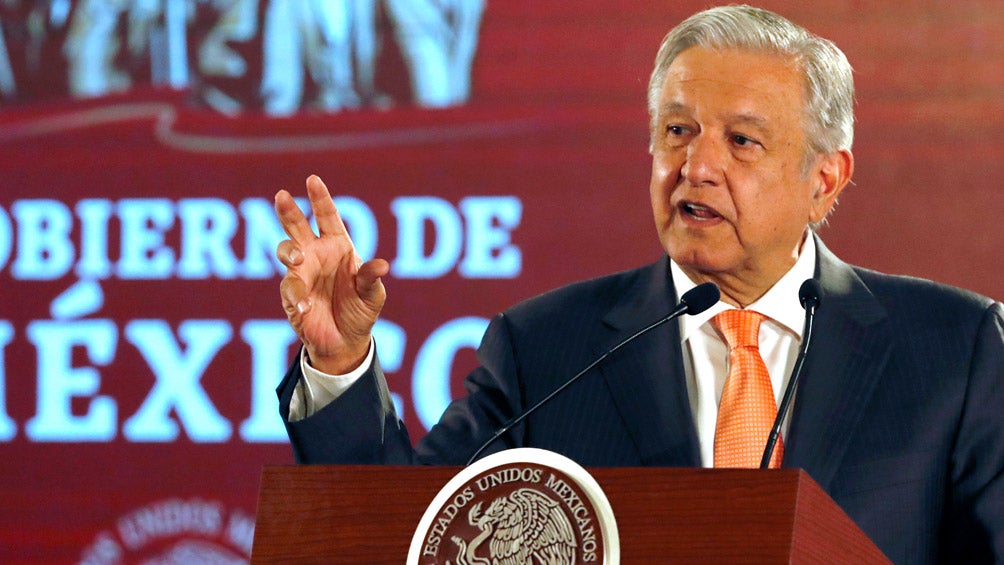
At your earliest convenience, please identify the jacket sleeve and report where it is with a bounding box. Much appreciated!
[275,312,524,465]
[276,349,416,464]
[943,301,1004,562]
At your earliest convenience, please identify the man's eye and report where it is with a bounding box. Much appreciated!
[667,125,687,136]
[732,134,757,146]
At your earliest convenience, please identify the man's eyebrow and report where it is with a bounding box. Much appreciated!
[658,102,690,116]
[728,113,771,131]
[658,104,772,130]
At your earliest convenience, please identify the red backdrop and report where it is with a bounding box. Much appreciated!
[1,1,1001,562]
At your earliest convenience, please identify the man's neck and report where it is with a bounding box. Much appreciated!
[674,233,813,308]
[685,270,786,308]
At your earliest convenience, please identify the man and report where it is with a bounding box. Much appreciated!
[272,6,1003,563]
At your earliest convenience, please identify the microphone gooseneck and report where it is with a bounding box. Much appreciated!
[465,281,720,466]
[759,278,822,469]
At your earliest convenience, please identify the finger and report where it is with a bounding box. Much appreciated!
[280,272,312,322]
[306,174,352,239]
[276,239,304,268]
[356,258,390,305]
[274,188,316,244]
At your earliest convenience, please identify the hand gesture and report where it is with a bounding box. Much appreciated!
[274,175,389,374]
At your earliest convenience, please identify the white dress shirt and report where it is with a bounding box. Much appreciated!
[674,235,815,466]
[291,236,818,469]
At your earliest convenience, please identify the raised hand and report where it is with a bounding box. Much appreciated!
[274,175,390,374]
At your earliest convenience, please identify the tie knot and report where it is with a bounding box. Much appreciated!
[712,309,765,349]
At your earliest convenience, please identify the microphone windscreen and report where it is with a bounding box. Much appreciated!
[681,282,720,315]
[798,279,822,310]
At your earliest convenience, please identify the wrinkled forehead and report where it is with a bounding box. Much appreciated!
[657,47,808,119]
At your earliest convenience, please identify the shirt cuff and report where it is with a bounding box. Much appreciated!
[288,339,375,421]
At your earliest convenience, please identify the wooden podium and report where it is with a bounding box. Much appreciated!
[251,465,889,563]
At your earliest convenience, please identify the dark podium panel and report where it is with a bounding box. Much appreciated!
[251,465,889,563]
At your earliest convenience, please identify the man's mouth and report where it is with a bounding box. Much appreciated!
[680,201,722,221]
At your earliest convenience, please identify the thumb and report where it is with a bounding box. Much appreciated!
[356,258,390,306]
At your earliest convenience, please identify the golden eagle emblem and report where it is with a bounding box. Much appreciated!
[448,487,577,565]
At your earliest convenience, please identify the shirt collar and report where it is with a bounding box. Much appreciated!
[671,233,817,341]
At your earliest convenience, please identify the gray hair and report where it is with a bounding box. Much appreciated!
[647,5,855,162]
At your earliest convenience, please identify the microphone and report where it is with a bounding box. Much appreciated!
[465,281,720,465]
[759,278,822,469]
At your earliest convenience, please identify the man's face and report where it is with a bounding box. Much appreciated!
[649,46,843,303]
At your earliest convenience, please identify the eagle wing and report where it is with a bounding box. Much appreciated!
[488,488,577,564]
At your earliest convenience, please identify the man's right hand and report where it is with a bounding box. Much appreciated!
[274,175,389,375]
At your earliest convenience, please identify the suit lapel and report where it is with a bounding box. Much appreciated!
[595,256,702,466]
[783,237,893,490]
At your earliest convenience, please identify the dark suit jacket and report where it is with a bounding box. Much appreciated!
[278,237,1004,564]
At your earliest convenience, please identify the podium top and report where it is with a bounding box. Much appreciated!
[251,465,889,564]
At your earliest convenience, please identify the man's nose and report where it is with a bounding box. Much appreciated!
[681,134,726,186]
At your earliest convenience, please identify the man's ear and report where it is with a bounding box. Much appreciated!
[809,148,854,223]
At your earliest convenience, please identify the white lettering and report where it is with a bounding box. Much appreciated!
[25,320,118,441]
[75,199,113,279]
[412,317,487,430]
[238,320,297,442]
[2,195,522,280]
[0,204,12,271]
[2,311,505,443]
[117,498,223,551]
[391,196,463,278]
[458,196,522,278]
[50,279,104,320]
[116,199,175,279]
[79,532,123,565]
[122,320,232,442]
[0,321,15,440]
[226,510,255,554]
[0,176,519,449]
[177,198,240,278]
[12,200,74,280]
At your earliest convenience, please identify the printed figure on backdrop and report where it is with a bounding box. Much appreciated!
[197,0,258,113]
[259,0,379,115]
[383,0,484,108]
[0,0,487,114]
[261,0,485,114]
[64,0,162,97]
[63,0,238,97]
[0,0,23,100]
[0,0,74,102]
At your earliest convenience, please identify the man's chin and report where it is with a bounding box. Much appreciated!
[665,243,735,277]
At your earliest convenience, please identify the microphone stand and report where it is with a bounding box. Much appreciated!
[760,279,820,469]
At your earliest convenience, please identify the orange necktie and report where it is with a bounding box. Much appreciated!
[712,309,783,469]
